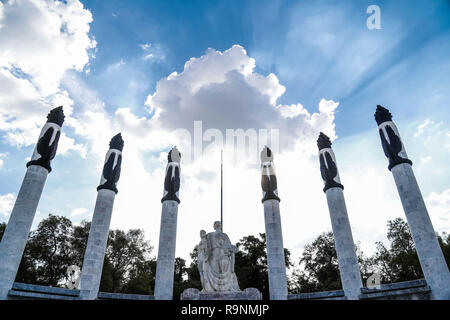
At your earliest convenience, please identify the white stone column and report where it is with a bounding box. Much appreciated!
[80,134,124,300]
[0,107,65,300]
[260,147,288,300]
[154,147,181,300]
[318,132,363,299]
[375,105,450,300]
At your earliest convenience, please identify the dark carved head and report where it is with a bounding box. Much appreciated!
[109,133,124,151]
[375,105,393,125]
[168,146,181,163]
[213,221,222,232]
[47,106,65,126]
[317,132,332,150]
[260,146,273,163]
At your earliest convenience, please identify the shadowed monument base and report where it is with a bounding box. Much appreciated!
[181,288,262,300]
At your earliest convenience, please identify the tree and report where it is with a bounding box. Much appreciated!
[100,228,153,292]
[290,232,341,293]
[122,259,156,295]
[17,215,75,286]
[70,220,91,267]
[289,231,369,293]
[437,232,450,268]
[173,257,188,299]
[372,218,423,283]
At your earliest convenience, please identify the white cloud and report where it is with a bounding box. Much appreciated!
[139,43,151,51]
[0,0,96,95]
[139,42,166,63]
[143,45,337,156]
[0,153,7,169]
[0,0,95,155]
[70,207,89,217]
[414,119,434,138]
[0,193,15,217]
[425,189,450,233]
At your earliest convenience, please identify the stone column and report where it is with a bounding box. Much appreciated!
[0,107,65,300]
[260,146,288,300]
[154,147,181,300]
[375,105,450,300]
[317,133,363,300]
[79,134,124,300]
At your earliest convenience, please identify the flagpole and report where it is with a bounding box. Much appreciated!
[221,149,223,231]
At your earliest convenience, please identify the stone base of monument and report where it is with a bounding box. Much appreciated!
[181,288,262,300]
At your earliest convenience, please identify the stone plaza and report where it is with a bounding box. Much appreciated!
[0,105,448,300]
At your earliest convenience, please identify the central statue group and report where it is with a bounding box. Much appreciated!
[196,221,241,293]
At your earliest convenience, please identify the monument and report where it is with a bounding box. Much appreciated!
[181,221,262,300]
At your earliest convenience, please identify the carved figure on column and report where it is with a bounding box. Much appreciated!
[27,106,65,172]
[375,105,412,170]
[161,146,181,203]
[317,132,344,192]
[97,133,124,194]
[261,146,280,203]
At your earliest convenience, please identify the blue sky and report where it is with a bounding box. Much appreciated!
[0,0,449,261]
[78,0,450,128]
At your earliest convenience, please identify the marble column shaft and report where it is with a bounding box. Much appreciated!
[263,199,288,300]
[0,166,48,300]
[0,107,64,300]
[154,200,179,300]
[392,163,450,300]
[325,188,363,299]
[79,189,116,300]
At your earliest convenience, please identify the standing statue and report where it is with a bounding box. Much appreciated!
[196,221,241,293]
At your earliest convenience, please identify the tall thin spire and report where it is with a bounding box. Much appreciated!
[221,149,223,232]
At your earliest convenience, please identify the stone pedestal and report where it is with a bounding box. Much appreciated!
[392,163,450,300]
[0,165,48,300]
[325,187,363,300]
[79,189,116,300]
[181,288,262,300]
[154,200,179,300]
[263,199,288,300]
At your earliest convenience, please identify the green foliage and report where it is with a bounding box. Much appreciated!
[16,215,74,286]
[290,232,342,293]
[371,218,423,283]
